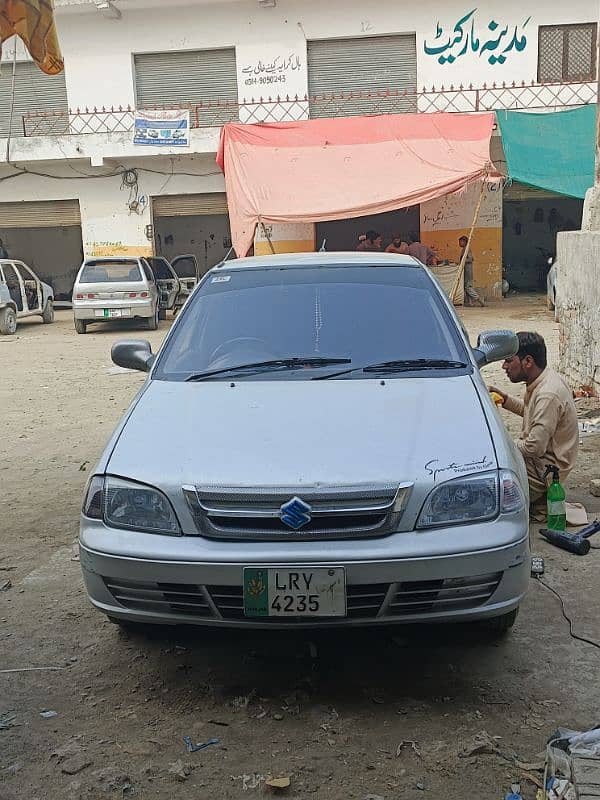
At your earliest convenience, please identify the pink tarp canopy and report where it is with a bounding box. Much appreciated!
[216,112,496,257]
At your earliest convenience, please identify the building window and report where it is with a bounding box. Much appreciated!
[538,23,597,83]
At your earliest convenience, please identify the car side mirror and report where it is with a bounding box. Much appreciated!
[111,339,155,372]
[473,330,518,368]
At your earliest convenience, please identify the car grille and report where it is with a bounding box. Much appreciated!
[103,572,501,621]
[182,483,412,541]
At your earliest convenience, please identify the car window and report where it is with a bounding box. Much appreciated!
[171,256,197,279]
[140,260,155,283]
[154,265,468,381]
[148,258,174,280]
[15,263,37,283]
[79,260,143,283]
[2,263,20,288]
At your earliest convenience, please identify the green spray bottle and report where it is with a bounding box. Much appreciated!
[544,465,566,532]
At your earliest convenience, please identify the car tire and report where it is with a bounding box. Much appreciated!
[74,318,87,335]
[484,607,518,636]
[158,308,167,321]
[42,299,54,324]
[146,305,159,331]
[0,306,17,335]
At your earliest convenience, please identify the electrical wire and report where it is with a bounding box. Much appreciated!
[535,577,600,651]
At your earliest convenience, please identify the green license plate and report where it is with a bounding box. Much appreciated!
[243,567,346,617]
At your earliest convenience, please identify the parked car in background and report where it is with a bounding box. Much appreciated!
[80,252,529,636]
[169,254,199,314]
[72,257,161,334]
[146,257,181,320]
[0,259,54,335]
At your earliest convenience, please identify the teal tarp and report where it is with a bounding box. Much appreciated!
[497,105,596,199]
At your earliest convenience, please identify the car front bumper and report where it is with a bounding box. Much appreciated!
[80,521,530,628]
[73,300,154,321]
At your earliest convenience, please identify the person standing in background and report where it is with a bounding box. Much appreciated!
[459,235,484,307]
[0,239,8,259]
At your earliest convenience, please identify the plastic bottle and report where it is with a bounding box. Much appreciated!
[544,465,566,532]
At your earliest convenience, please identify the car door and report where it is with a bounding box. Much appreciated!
[14,262,42,314]
[171,255,199,308]
[148,257,180,310]
[140,259,159,311]
[2,262,26,317]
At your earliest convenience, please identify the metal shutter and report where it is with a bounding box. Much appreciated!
[504,183,559,201]
[307,34,417,118]
[0,200,81,227]
[152,193,228,217]
[0,61,68,136]
[134,49,238,126]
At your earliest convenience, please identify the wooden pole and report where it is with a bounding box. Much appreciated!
[449,178,487,304]
[259,219,276,255]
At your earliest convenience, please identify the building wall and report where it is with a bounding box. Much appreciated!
[421,181,503,298]
[52,0,598,113]
[1,155,226,259]
[557,230,600,393]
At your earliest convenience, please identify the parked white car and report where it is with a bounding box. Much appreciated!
[0,259,54,335]
[72,257,161,334]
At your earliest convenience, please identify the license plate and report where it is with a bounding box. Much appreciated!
[96,308,129,318]
[243,567,346,618]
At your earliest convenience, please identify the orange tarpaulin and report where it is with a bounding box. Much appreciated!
[217,113,496,257]
[0,0,63,75]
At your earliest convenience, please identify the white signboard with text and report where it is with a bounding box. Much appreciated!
[236,42,309,124]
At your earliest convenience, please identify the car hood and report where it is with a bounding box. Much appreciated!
[107,376,497,489]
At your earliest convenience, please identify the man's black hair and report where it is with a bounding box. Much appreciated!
[516,331,547,369]
[365,230,380,242]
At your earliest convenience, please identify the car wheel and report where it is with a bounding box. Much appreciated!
[74,318,87,335]
[42,299,54,324]
[146,305,159,331]
[0,306,17,335]
[158,308,167,321]
[484,607,518,636]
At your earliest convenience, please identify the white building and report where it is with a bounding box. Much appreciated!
[0,0,597,297]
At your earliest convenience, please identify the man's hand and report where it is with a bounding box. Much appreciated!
[488,385,507,401]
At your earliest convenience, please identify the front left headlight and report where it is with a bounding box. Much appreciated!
[417,471,498,528]
[417,469,525,529]
[82,475,181,535]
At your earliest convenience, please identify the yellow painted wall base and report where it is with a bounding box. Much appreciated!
[254,239,315,256]
[86,244,153,257]
[422,228,502,298]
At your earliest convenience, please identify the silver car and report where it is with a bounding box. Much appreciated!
[0,258,54,335]
[72,257,161,334]
[80,253,529,634]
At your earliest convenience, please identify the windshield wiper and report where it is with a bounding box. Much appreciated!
[185,357,352,382]
[363,359,468,373]
[314,358,467,380]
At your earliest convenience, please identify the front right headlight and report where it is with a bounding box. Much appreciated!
[82,475,181,535]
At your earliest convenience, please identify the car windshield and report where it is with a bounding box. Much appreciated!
[153,265,469,382]
[79,260,142,283]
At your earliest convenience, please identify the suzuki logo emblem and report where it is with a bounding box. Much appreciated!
[279,496,312,530]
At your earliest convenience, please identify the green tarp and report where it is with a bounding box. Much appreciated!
[497,105,596,199]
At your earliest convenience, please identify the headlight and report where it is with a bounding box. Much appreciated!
[417,471,498,528]
[417,470,525,529]
[82,475,181,535]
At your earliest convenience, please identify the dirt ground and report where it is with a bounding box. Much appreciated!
[1,296,600,800]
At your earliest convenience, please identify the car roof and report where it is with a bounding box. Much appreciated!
[214,252,422,271]
[82,256,143,262]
